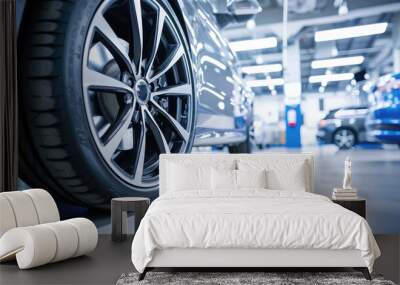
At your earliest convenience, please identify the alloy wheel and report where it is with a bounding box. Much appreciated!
[334,129,355,149]
[82,0,195,189]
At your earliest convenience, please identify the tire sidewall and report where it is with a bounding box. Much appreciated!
[61,0,196,199]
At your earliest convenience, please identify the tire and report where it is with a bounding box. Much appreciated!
[19,0,196,207]
[228,127,253,154]
[333,128,357,150]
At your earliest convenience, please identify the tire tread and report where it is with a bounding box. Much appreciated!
[19,0,108,206]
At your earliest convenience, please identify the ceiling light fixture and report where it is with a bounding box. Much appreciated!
[229,37,278,52]
[246,78,284,88]
[315,22,388,42]
[241,64,283,74]
[256,56,264,64]
[337,0,348,15]
[309,73,354,83]
[246,19,256,30]
[311,56,364,69]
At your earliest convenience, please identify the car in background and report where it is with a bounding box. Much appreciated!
[316,106,369,149]
[16,0,258,207]
[366,73,400,146]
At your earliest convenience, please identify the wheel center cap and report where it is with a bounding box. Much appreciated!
[135,79,150,104]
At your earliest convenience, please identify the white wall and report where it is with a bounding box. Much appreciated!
[253,96,285,145]
[253,95,284,124]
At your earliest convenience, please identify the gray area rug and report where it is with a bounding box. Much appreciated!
[117,272,396,285]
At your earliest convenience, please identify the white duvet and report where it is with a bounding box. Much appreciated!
[131,190,380,273]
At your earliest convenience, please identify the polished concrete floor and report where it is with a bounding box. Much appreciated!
[1,235,399,285]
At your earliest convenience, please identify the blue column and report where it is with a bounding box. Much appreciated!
[285,104,302,148]
[283,38,302,148]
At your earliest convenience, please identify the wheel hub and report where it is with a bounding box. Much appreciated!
[135,79,151,104]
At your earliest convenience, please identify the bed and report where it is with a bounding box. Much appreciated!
[131,153,380,280]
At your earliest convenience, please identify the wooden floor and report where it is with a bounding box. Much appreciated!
[0,235,399,285]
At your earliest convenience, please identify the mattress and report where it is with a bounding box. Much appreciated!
[131,190,380,273]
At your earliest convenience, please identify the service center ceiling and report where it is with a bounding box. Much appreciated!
[221,0,400,96]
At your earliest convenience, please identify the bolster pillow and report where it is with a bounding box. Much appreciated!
[0,218,98,269]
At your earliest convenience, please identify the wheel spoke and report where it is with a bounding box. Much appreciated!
[149,45,184,83]
[151,83,191,98]
[144,8,166,80]
[133,106,146,182]
[128,0,143,76]
[144,108,170,154]
[151,99,189,142]
[92,14,133,74]
[83,67,133,93]
[102,106,135,160]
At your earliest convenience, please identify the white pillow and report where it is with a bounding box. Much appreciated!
[236,169,267,189]
[237,159,308,191]
[167,162,211,191]
[266,164,306,191]
[211,168,236,190]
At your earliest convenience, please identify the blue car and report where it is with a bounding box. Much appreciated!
[16,0,257,206]
[366,73,400,145]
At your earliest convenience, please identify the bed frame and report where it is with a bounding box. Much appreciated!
[138,154,372,281]
[139,248,371,280]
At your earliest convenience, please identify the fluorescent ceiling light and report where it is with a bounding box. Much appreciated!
[241,64,283,74]
[229,37,277,52]
[309,73,354,83]
[311,56,364,69]
[315,22,388,42]
[246,19,256,30]
[246,78,284,88]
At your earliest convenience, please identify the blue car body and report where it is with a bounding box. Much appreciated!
[366,73,400,144]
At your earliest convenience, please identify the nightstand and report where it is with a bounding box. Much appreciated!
[111,197,150,242]
[332,198,366,218]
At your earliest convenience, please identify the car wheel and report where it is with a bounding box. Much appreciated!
[19,0,196,206]
[333,128,357,150]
